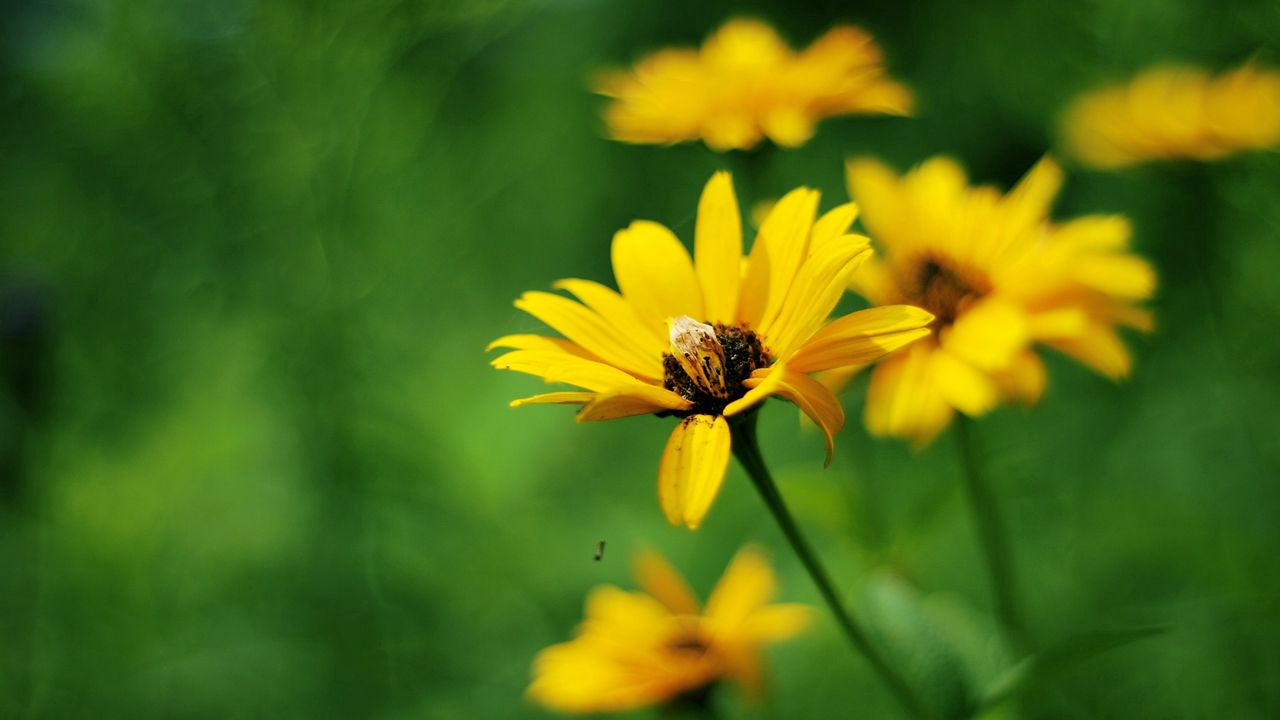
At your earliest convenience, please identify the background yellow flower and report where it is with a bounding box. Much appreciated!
[527,547,810,713]
[595,18,913,150]
[843,156,1157,445]
[1061,62,1280,168]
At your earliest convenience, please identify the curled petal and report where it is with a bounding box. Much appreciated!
[578,385,693,421]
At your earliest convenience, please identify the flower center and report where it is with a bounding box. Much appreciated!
[666,634,711,655]
[911,256,990,327]
[662,316,771,416]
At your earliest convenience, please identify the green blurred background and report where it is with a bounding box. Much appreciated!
[1,0,1278,717]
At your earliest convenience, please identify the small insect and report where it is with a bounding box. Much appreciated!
[594,540,606,561]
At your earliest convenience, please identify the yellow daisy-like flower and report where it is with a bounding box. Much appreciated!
[1061,61,1280,169]
[490,172,933,528]
[594,18,913,151]
[527,546,810,713]
[843,155,1157,446]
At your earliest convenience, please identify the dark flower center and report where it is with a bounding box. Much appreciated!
[912,257,990,327]
[663,322,770,416]
[667,634,711,655]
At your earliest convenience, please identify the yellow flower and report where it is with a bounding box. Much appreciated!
[843,155,1157,446]
[527,546,810,713]
[594,18,913,151]
[490,172,933,528]
[1061,62,1280,168]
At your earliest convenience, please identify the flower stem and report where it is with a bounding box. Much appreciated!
[729,413,930,720]
[730,143,774,201]
[955,416,1025,648]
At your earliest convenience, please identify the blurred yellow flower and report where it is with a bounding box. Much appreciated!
[1061,62,1280,168]
[490,172,932,528]
[594,18,913,151]
[843,156,1156,445]
[527,546,810,713]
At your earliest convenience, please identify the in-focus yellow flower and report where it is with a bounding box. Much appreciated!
[594,18,913,151]
[527,546,810,713]
[490,172,933,528]
[842,155,1157,445]
[1061,61,1280,168]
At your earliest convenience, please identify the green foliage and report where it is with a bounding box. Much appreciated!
[977,626,1165,715]
[1,0,1278,718]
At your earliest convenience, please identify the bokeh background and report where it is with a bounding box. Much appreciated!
[2,0,1278,717]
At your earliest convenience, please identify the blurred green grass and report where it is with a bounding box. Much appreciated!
[1,0,1278,717]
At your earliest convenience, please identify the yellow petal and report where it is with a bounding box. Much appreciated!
[1026,307,1090,340]
[703,113,760,151]
[906,157,970,230]
[845,158,905,250]
[761,106,815,147]
[746,603,812,641]
[846,77,915,115]
[657,414,732,530]
[1001,156,1063,236]
[528,587,709,713]
[788,304,934,374]
[847,250,901,306]
[514,291,662,379]
[580,585,675,636]
[577,385,693,422]
[611,220,704,326]
[490,349,641,392]
[1111,303,1155,332]
[737,187,820,330]
[864,344,955,446]
[799,24,880,68]
[553,278,666,353]
[528,640,665,713]
[694,172,744,324]
[723,363,786,417]
[809,202,860,255]
[929,349,1000,416]
[1050,215,1133,252]
[763,369,845,466]
[705,546,775,627]
[633,550,701,615]
[486,333,597,360]
[702,18,791,69]
[510,391,595,408]
[940,299,1028,372]
[1070,254,1157,300]
[991,350,1046,405]
[1046,324,1133,379]
[760,234,872,359]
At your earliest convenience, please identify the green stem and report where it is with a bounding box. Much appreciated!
[729,413,930,720]
[729,143,775,202]
[955,416,1025,648]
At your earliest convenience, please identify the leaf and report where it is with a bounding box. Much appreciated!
[858,573,999,720]
[976,626,1167,713]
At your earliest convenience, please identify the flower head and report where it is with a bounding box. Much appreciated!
[594,18,913,151]
[843,155,1157,445]
[490,172,933,528]
[1061,61,1280,168]
[527,547,810,713]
